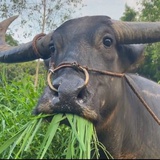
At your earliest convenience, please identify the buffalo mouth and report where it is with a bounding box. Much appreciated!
[33,90,98,123]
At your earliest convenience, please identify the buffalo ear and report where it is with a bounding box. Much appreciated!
[118,44,145,72]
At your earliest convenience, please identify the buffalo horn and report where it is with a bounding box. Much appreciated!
[111,20,160,44]
[1,16,160,63]
[0,16,52,63]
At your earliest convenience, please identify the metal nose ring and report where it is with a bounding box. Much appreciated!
[47,69,58,92]
[47,63,89,92]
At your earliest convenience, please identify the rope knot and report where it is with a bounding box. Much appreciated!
[32,33,46,58]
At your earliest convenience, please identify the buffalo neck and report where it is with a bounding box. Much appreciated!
[95,75,160,159]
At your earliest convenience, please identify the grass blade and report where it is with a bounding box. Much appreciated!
[24,118,42,151]
[0,122,30,154]
[38,114,65,159]
[66,114,85,150]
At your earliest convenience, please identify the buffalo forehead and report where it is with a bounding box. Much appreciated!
[53,16,114,41]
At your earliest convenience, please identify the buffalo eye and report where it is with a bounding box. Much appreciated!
[103,37,113,47]
[49,43,56,53]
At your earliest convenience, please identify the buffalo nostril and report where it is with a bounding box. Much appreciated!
[77,88,87,102]
[53,84,59,96]
[53,82,60,91]
[77,89,84,99]
[53,78,62,96]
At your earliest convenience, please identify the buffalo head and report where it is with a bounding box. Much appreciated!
[1,15,160,158]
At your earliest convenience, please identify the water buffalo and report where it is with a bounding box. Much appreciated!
[0,15,160,159]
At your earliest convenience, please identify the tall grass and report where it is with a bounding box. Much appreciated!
[0,65,48,158]
[0,65,113,159]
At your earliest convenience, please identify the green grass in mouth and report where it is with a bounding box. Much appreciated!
[0,113,113,159]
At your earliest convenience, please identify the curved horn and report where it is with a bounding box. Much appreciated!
[111,20,160,44]
[0,15,18,45]
[0,16,52,63]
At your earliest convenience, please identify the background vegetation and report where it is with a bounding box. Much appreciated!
[0,65,75,158]
[121,0,160,82]
[1,0,160,158]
